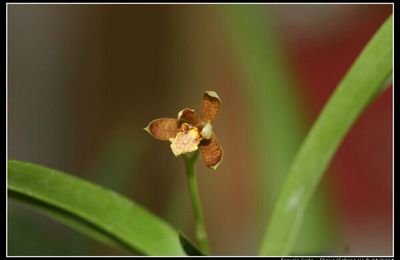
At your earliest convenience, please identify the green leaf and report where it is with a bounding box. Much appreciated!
[258,15,392,256]
[7,160,185,256]
[8,189,128,252]
[8,205,96,255]
[178,231,206,256]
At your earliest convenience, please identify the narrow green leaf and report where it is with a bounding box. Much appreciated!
[178,231,206,256]
[7,160,185,256]
[259,15,392,255]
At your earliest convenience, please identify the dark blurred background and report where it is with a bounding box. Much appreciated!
[7,4,392,256]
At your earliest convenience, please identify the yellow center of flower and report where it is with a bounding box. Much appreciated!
[169,124,201,157]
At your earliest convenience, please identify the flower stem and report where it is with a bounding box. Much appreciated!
[183,151,211,255]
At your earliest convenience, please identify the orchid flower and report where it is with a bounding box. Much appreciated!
[144,91,223,170]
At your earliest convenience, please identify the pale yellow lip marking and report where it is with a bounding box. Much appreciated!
[169,120,214,157]
[169,126,201,157]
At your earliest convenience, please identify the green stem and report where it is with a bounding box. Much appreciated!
[182,151,211,255]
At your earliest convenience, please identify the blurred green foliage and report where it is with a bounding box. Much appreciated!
[219,5,336,254]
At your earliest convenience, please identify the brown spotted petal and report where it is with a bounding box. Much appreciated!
[201,91,221,123]
[144,118,179,141]
[199,134,223,170]
[177,108,199,126]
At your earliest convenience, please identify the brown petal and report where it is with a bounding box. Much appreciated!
[199,134,223,170]
[177,108,199,126]
[144,118,179,141]
[201,91,221,123]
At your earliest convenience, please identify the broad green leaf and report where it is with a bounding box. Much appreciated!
[178,231,206,256]
[259,15,392,255]
[8,190,128,252]
[8,160,185,256]
[8,205,95,255]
